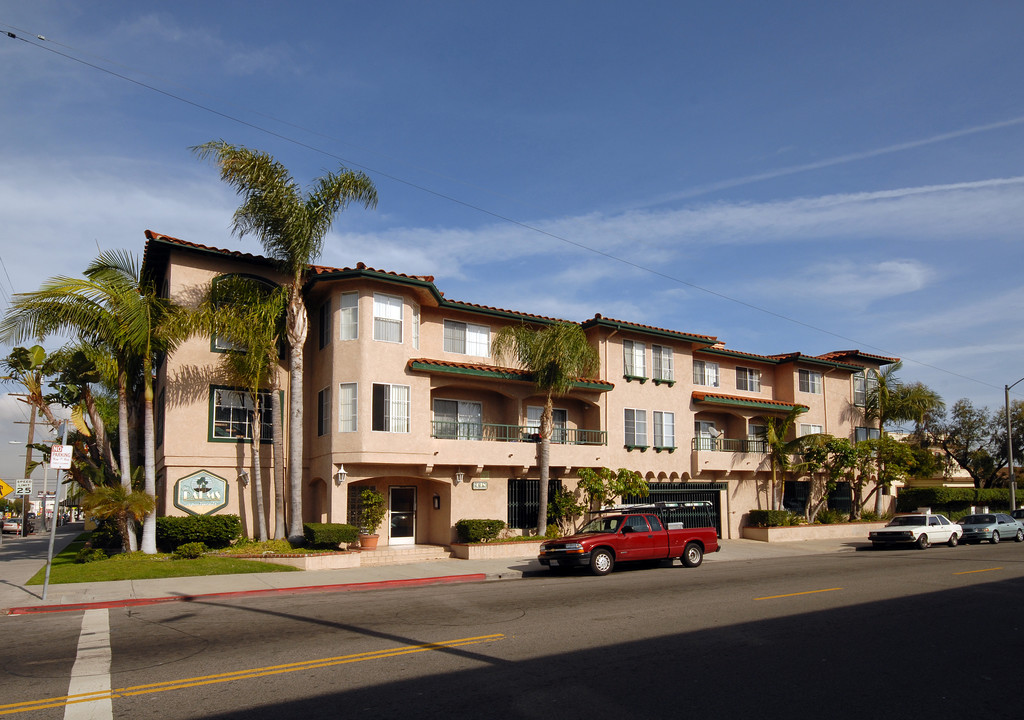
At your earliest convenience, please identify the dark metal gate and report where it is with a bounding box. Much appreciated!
[507,478,562,529]
[623,482,725,536]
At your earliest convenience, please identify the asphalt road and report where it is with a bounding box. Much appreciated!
[4,541,1024,719]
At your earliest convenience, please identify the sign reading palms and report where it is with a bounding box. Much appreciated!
[194,141,377,541]
[492,322,599,534]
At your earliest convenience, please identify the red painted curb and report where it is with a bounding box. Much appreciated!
[5,573,489,615]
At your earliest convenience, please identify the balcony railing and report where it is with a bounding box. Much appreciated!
[692,437,767,453]
[432,421,606,446]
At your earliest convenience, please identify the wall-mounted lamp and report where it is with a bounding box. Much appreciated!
[238,469,250,487]
[454,470,465,486]
[333,464,347,486]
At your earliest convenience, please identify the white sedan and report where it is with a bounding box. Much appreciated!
[869,514,962,549]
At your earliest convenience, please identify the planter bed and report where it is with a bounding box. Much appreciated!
[450,540,544,560]
[741,522,887,543]
[221,551,362,570]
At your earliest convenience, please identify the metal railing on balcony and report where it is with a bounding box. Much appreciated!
[431,421,606,445]
[692,437,767,453]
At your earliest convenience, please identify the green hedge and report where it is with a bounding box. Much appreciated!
[896,488,1010,514]
[455,519,506,543]
[746,510,803,527]
[156,514,242,551]
[303,523,359,548]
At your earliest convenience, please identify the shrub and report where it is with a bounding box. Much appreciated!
[156,514,242,551]
[358,489,388,534]
[172,542,207,559]
[89,521,125,549]
[815,509,848,525]
[455,519,506,543]
[860,510,882,522]
[897,487,1010,514]
[75,546,108,563]
[303,523,359,548]
[747,510,802,527]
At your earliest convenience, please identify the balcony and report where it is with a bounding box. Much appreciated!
[431,421,606,446]
[691,436,768,477]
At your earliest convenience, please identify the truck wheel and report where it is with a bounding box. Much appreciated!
[681,542,704,568]
[589,548,614,576]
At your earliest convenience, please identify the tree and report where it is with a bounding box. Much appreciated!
[759,407,806,511]
[927,398,1020,488]
[193,141,378,541]
[863,362,945,513]
[492,322,600,534]
[799,435,856,522]
[207,276,288,541]
[82,483,155,553]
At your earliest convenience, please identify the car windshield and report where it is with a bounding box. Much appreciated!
[888,516,926,526]
[961,515,995,524]
[578,517,623,534]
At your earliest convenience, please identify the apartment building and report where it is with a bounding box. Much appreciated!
[143,231,896,542]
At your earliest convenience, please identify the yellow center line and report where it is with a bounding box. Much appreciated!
[0,634,504,716]
[954,567,1003,575]
[755,587,842,601]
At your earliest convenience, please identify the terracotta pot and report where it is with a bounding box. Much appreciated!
[358,533,380,550]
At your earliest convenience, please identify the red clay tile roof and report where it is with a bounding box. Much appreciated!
[408,358,613,389]
[816,350,900,365]
[582,314,717,344]
[691,391,809,411]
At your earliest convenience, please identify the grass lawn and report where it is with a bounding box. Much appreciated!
[26,537,299,585]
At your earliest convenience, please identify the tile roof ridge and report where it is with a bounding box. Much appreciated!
[585,313,717,342]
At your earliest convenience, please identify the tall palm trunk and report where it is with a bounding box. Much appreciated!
[250,395,268,541]
[286,288,307,541]
[536,394,554,534]
[117,366,138,552]
[271,374,287,540]
[140,359,157,555]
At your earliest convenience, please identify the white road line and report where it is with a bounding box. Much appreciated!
[64,609,113,720]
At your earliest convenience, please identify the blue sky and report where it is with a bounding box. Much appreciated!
[1,1,1023,480]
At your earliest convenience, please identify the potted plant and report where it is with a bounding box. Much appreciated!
[357,488,388,550]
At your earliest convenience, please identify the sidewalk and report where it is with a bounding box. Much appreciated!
[0,523,866,615]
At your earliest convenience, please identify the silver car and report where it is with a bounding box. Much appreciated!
[958,513,1024,544]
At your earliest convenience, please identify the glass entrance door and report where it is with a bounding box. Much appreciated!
[389,487,416,545]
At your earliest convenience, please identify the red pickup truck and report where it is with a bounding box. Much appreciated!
[537,501,720,575]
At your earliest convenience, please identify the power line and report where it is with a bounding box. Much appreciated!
[0,25,1006,394]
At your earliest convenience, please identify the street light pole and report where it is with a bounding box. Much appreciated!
[1007,377,1024,512]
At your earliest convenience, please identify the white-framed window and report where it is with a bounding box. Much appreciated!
[653,411,675,449]
[339,292,358,341]
[624,408,647,446]
[853,369,877,407]
[799,423,823,437]
[339,382,357,432]
[371,383,410,433]
[798,369,823,394]
[444,320,490,356]
[317,386,331,437]
[433,399,483,440]
[748,423,766,451]
[623,340,646,378]
[526,405,568,443]
[318,299,331,350]
[693,360,720,387]
[373,293,403,343]
[210,387,272,441]
[652,345,674,382]
[736,367,761,392]
[412,305,420,350]
[695,420,718,450]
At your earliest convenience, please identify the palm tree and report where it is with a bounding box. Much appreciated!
[193,141,378,541]
[491,322,599,534]
[208,276,288,541]
[1,256,140,549]
[760,407,806,512]
[82,483,155,553]
[863,361,945,513]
